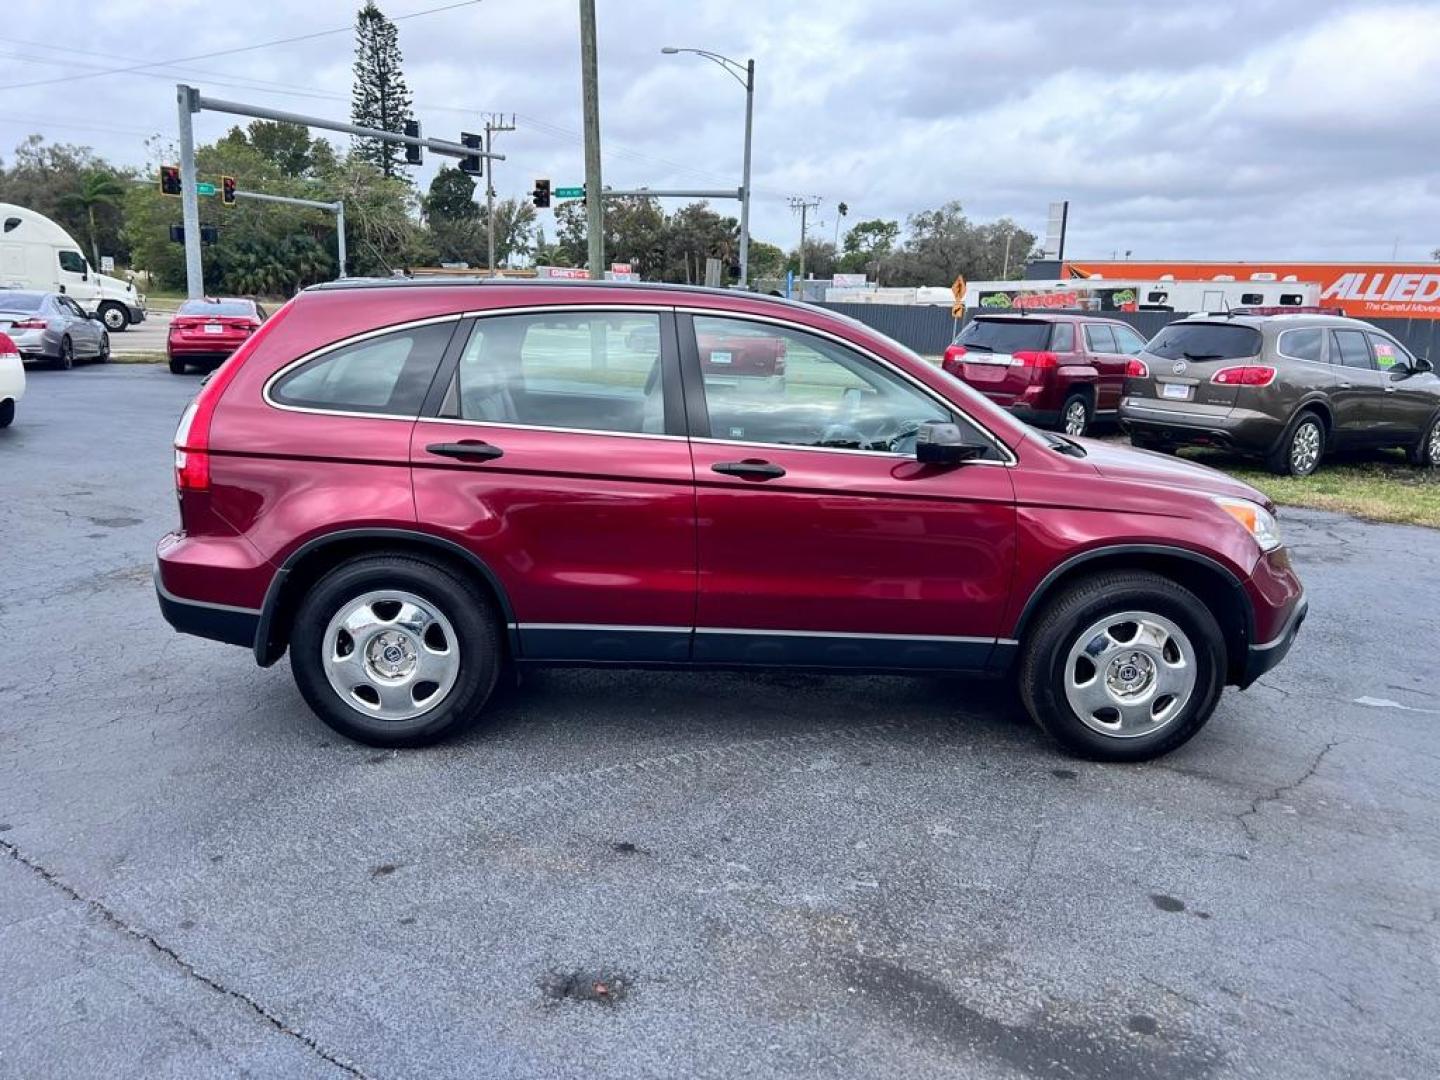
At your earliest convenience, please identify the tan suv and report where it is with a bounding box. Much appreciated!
[1120,312,1440,475]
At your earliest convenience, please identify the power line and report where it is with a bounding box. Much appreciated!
[0,0,486,93]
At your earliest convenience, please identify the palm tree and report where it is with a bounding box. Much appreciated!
[58,170,127,268]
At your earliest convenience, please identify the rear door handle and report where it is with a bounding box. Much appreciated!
[426,440,504,462]
[1383,385,1396,393]
[711,460,786,480]
[1337,382,1353,389]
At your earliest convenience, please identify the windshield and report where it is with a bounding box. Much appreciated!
[0,291,45,313]
[179,299,255,317]
[956,319,1052,352]
[1146,322,1261,361]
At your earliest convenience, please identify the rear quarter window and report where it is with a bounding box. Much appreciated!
[1146,322,1262,361]
[271,320,456,415]
[1277,328,1324,363]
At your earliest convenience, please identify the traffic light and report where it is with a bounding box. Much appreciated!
[159,165,182,197]
[221,176,236,207]
[458,132,482,176]
[531,178,551,209]
[404,120,422,166]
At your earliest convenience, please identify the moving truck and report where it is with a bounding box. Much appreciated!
[0,203,147,331]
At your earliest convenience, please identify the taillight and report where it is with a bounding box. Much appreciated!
[942,344,967,371]
[173,298,296,493]
[0,331,18,360]
[10,319,46,330]
[1125,358,1149,378]
[1012,350,1058,369]
[1211,365,1276,387]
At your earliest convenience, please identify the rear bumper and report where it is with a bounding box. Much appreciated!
[168,339,245,357]
[1006,403,1061,427]
[1239,593,1308,688]
[1120,400,1286,453]
[154,562,260,648]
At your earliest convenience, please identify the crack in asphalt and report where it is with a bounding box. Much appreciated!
[0,837,370,1079]
[1235,741,1341,842]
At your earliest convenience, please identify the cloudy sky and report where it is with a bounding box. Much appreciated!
[2,0,1438,264]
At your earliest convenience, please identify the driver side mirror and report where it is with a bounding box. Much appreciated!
[915,421,986,465]
[1414,355,1434,374]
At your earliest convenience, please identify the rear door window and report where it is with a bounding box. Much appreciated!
[1049,323,1075,352]
[1277,328,1324,363]
[956,319,1050,353]
[1083,324,1116,353]
[1330,330,1374,370]
[272,320,456,415]
[1146,322,1262,361]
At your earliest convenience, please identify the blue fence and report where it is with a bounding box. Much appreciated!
[819,302,1440,361]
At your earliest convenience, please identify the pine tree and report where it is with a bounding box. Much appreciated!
[351,2,413,178]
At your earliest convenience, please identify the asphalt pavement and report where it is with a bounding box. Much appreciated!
[2,365,1437,1080]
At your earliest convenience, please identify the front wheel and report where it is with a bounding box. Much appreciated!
[1060,393,1092,437]
[1406,414,1440,468]
[1019,571,1226,761]
[289,555,502,747]
[99,303,129,332]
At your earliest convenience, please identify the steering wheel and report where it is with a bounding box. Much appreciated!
[818,422,868,449]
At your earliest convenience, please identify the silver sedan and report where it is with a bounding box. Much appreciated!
[0,289,110,369]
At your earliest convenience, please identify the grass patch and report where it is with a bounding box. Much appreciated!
[1184,449,1440,528]
[109,353,167,364]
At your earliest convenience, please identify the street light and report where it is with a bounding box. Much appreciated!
[662,46,754,289]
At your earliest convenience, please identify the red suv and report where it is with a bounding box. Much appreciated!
[942,314,1150,436]
[155,281,1305,761]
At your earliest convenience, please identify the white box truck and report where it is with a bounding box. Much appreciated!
[0,203,147,331]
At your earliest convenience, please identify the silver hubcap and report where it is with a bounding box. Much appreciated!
[1064,611,1196,739]
[1427,421,1440,465]
[322,590,460,721]
[1290,420,1321,474]
[1064,401,1087,436]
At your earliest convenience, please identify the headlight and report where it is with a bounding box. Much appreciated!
[1214,497,1282,552]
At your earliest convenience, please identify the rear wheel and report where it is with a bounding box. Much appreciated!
[0,399,14,428]
[1060,392,1092,437]
[1267,410,1324,476]
[168,356,187,375]
[98,332,111,362]
[1019,571,1226,761]
[289,555,502,747]
[57,336,74,370]
[1406,414,1440,468]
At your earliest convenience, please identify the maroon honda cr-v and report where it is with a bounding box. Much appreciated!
[155,280,1306,761]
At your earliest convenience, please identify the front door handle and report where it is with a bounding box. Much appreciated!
[712,459,786,480]
[1384,385,1396,393]
[426,440,504,462]
[1337,382,1353,389]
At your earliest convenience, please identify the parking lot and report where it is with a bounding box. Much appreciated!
[2,365,1438,1079]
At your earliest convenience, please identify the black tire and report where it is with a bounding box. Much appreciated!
[99,303,129,332]
[1406,414,1440,468]
[168,356,187,375]
[0,399,14,428]
[1266,410,1325,476]
[1018,570,1227,762]
[98,332,111,362]
[289,555,502,747]
[1060,392,1092,437]
[57,336,74,370]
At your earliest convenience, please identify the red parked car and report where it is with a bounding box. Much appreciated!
[167,297,267,374]
[155,281,1305,760]
[942,313,1150,436]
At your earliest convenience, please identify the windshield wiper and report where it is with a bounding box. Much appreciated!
[960,343,994,352]
[1041,431,1087,458]
[1181,351,1223,361]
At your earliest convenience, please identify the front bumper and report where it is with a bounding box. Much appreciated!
[127,303,147,325]
[1239,594,1308,688]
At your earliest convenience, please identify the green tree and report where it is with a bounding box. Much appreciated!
[351,1,413,178]
[482,197,538,266]
[246,121,315,177]
[885,202,1037,286]
[424,167,478,222]
[745,240,786,281]
[56,169,126,267]
[839,218,900,278]
[0,136,133,263]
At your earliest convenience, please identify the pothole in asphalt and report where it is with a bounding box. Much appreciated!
[540,970,631,1006]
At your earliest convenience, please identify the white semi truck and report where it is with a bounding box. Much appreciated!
[0,203,147,331]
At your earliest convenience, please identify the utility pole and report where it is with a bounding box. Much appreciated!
[579,0,604,280]
[483,114,516,274]
[789,195,821,286]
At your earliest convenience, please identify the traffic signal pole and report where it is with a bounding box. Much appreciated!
[173,84,503,297]
[233,190,348,278]
[176,86,203,299]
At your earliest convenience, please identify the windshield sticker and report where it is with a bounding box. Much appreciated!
[1374,342,1399,368]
